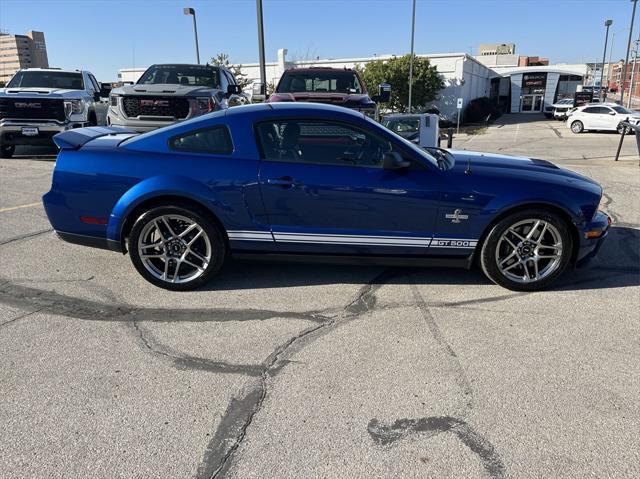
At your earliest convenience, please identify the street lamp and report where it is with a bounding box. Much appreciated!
[600,20,613,101]
[408,0,416,113]
[620,0,638,105]
[183,7,200,64]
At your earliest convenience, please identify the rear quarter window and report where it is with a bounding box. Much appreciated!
[168,126,233,154]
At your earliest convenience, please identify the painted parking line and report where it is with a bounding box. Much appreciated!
[0,202,42,213]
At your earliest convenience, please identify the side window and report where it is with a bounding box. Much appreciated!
[582,107,599,114]
[256,119,393,168]
[89,74,100,92]
[169,126,233,154]
[598,107,613,115]
[224,70,236,85]
[219,70,229,91]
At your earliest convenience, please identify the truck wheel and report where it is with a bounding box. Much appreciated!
[0,145,15,158]
[128,205,226,291]
[480,210,573,291]
[88,112,97,126]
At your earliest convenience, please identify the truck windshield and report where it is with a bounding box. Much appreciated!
[277,71,363,94]
[137,65,220,88]
[7,71,84,89]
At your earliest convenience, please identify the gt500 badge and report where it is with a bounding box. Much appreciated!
[431,239,477,248]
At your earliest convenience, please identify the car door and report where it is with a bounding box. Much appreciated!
[598,106,618,131]
[256,117,441,255]
[579,106,601,129]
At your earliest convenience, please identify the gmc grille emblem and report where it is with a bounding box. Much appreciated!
[15,102,42,109]
[140,99,170,107]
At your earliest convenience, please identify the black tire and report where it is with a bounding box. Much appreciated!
[128,204,226,291]
[570,120,583,134]
[88,112,97,127]
[617,123,631,135]
[0,145,15,158]
[480,209,574,291]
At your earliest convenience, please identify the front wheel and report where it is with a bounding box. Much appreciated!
[570,121,584,134]
[128,205,226,290]
[480,210,573,291]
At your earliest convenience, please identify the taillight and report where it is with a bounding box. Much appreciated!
[268,93,295,102]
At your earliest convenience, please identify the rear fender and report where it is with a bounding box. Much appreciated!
[106,175,226,243]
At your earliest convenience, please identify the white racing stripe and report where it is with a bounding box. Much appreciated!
[227,230,478,249]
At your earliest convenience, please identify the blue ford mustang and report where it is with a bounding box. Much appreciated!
[43,103,610,291]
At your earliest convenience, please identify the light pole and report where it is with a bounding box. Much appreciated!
[256,0,267,99]
[627,35,640,108]
[183,7,200,64]
[600,20,613,100]
[620,0,638,105]
[408,0,416,113]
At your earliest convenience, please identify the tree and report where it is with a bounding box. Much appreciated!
[356,55,444,113]
[210,53,251,90]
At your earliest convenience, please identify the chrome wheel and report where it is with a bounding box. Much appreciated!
[495,219,563,284]
[137,214,212,284]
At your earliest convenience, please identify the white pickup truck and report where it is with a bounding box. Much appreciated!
[0,68,109,158]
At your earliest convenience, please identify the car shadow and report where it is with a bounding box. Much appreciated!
[202,226,639,292]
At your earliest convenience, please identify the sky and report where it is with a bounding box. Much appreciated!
[0,0,638,81]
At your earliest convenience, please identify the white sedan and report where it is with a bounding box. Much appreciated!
[567,103,640,134]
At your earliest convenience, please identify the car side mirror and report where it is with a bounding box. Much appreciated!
[609,111,616,115]
[372,83,391,103]
[382,151,410,170]
[227,84,242,98]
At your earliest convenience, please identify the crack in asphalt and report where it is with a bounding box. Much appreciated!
[0,307,44,329]
[200,268,402,479]
[0,228,53,246]
[368,416,506,479]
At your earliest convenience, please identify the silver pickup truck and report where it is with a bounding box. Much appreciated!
[107,64,243,132]
[0,68,109,158]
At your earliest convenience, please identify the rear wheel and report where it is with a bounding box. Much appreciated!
[570,121,584,134]
[480,210,573,291]
[0,145,15,158]
[128,205,226,290]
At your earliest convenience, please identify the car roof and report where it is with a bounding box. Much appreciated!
[17,68,85,74]
[226,101,366,119]
[284,67,356,73]
[149,63,220,69]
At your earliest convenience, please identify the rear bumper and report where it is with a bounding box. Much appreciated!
[55,231,123,253]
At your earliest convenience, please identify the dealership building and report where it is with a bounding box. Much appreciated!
[118,44,588,119]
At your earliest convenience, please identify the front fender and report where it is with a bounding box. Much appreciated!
[106,175,227,243]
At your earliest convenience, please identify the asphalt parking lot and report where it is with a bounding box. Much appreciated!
[1,115,639,479]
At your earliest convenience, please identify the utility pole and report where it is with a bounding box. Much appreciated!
[627,35,640,108]
[600,20,613,101]
[605,31,617,102]
[183,8,200,64]
[620,0,638,105]
[407,0,416,113]
[256,0,267,99]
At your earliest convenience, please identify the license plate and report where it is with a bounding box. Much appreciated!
[21,127,39,136]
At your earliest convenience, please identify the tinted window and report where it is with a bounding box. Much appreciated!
[169,126,232,154]
[276,70,363,94]
[612,106,633,114]
[582,107,600,114]
[7,71,84,89]
[256,120,391,168]
[138,65,220,88]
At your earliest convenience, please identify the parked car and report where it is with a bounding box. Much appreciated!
[267,67,387,116]
[0,68,109,158]
[567,103,640,134]
[552,98,575,120]
[44,103,610,292]
[107,64,243,132]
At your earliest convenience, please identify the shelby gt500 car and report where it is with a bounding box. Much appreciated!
[43,103,610,291]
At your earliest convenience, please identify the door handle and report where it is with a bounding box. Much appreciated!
[266,176,302,187]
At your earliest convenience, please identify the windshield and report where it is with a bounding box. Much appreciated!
[7,71,84,89]
[384,118,420,134]
[277,70,363,94]
[137,65,220,88]
[612,106,633,114]
[364,115,439,168]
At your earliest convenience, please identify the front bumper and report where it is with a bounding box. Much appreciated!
[0,119,88,146]
[576,210,611,266]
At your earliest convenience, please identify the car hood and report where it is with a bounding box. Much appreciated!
[113,83,219,97]
[0,88,86,99]
[279,92,375,107]
[448,150,599,185]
